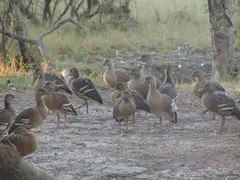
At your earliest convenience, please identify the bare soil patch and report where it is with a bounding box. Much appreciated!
[4,86,240,180]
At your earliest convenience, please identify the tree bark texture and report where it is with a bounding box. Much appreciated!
[208,0,235,81]
[0,143,59,180]
[9,0,32,65]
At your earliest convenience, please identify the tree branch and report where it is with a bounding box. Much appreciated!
[0,17,79,70]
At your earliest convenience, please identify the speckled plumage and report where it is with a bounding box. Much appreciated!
[8,88,49,134]
[199,82,240,131]
[68,68,103,114]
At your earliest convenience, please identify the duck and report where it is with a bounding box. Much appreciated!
[0,94,16,135]
[144,75,178,126]
[191,68,226,99]
[68,67,103,114]
[8,88,50,134]
[112,82,151,114]
[199,82,240,131]
[102,59,130,88]
[42,81,78,128]
[138,54,161,88]
[33,67,72,95]
[158,66,178,99]
[191,68,226,120]
[127,67,149,99]
[1,127,38,157]
[113,90,137,131]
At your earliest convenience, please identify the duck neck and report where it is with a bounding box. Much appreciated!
[107,62,115,73]
[195,76,205,84]
[35,94,46,107]
[4,101,12,109]
[164,71,174,85]
[141,65,152,75]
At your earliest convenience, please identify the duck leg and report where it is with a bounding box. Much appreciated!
[159,116,163,127]
[212,113,216,120]
[219,116,226,131]
[85,99,89,114]
[64,112,68,128]
[57,112,60,128]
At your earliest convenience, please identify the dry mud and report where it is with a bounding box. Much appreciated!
[4,87,240,180]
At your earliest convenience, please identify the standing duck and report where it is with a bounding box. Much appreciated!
[113,90,137,131]
[1,127,38,157]
[199,82,240,131]
[33,67,72,95]
[68,68,103,114]
[8,88,49,134]
[138,54,161,88]
[0,94,16,135]
[112,82,151,114]
[191,68,226,99]
[102,59,130,88]
[158,66,178,99]
[127,67,149,99]
[42,81,78,128]
[144,75,178,126]
[191,68,226,120]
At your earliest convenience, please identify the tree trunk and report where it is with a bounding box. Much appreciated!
[43,0,52,23]
[9,0,32,66]
[207,0,235,81]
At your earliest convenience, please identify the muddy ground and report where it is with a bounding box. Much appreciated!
[3,51,240,180]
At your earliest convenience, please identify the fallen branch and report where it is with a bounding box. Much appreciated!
[0,17,78,70]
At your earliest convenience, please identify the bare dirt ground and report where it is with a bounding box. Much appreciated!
[3,50,240,180]
[5,86,240,180]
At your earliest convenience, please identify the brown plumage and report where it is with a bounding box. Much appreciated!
[191,68,226,120]
[0,94,16,136]
[8,88,49,134]
[158,66,178,99]
[1,127,38,157]
[127,67,149,99]
[145,75,178,126]
[112,82,151,114]
[68,68,103,114]
[41,83,78,128]
[199,82,240,131]
[102,59,130,88]
[113,90,137,131]
[191,69,226,99]
[33,67,72,95]
[138,54,161,88]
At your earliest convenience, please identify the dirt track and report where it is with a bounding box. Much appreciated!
[7,86,240,180]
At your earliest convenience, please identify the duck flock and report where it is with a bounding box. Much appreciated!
[0,54,240,162]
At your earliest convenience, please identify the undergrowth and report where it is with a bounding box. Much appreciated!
[1,0,240,94]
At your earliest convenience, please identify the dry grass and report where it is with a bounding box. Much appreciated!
[1,0,240,91]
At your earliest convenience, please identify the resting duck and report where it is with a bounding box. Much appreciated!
[1,127,38,157]
[102,59,130,88]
